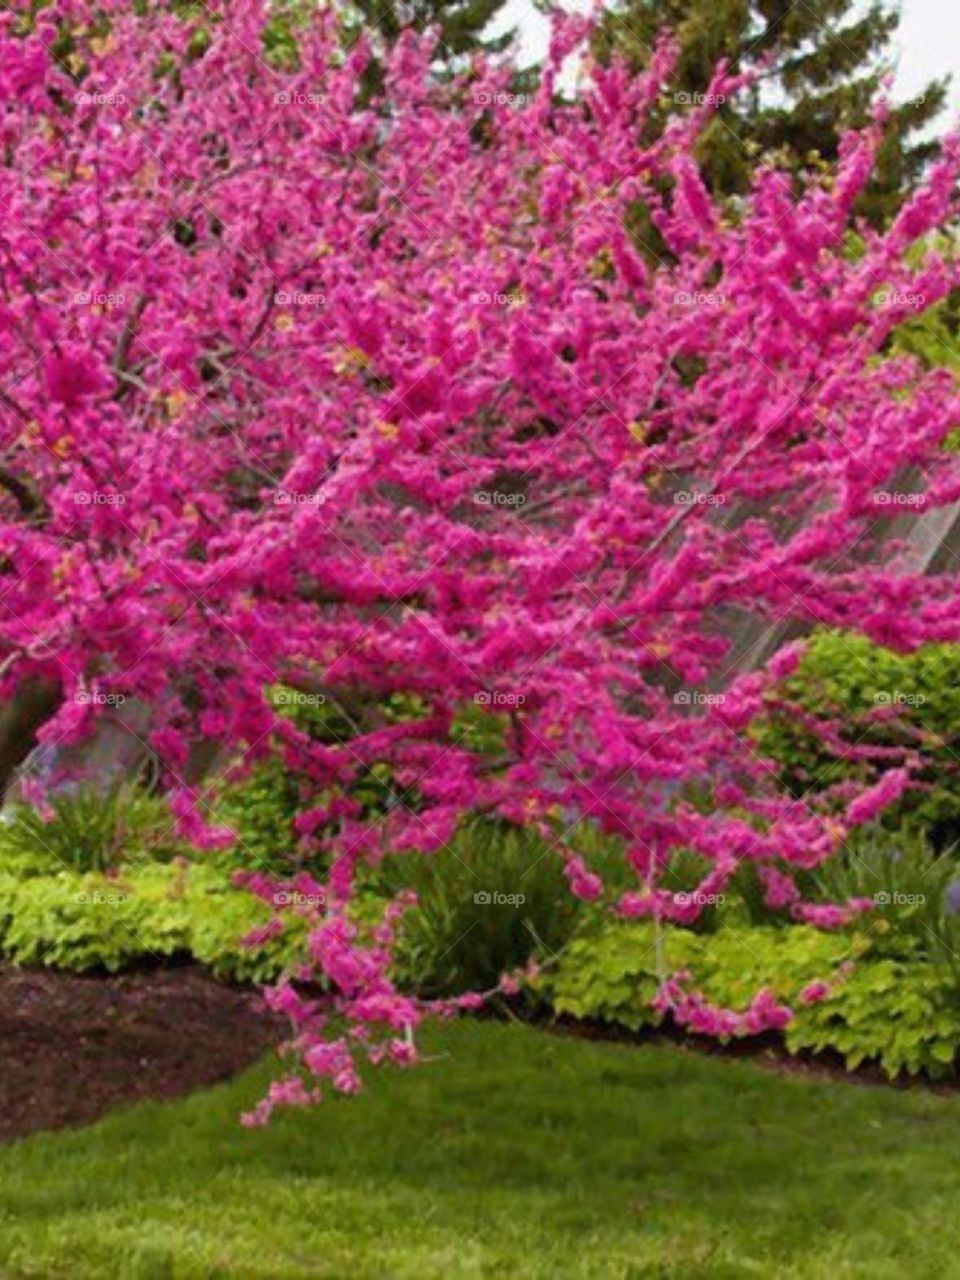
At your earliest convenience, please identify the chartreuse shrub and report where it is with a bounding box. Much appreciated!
[542,920,960,1079]
[753,629,960,843]
[541,922,855,1031]
[542,920,712,1030]
[0,859,305,981]
[789,954,960,1077]
[890,279,960,380]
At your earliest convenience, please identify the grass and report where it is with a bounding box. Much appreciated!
[0,1019,959,1277]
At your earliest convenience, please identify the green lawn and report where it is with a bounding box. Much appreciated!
[0,1019,958,1278]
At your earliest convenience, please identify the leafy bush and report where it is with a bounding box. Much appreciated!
[788,954,960,1077]
[891,284,960,380]
[543,921,856,1028]
[753,630,960,843]
[213,759,309,876]
[368,818,626,997]
[212,687,437,876]
[808,825,960,976]
[543,920,710,1030]
[0,860,305,981]
[541,919,960,1079]
[0,782,182,875]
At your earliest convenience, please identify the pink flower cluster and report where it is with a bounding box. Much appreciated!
[654,978,793,1038]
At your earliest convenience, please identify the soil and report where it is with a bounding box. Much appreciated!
[0,962,284,1143]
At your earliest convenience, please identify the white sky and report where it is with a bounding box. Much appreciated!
[896,0,960,118]
[488,0,960,126]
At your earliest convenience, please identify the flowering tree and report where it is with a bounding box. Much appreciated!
[2,0,960,1116]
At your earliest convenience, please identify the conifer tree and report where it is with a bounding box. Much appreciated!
[595,0,947,224]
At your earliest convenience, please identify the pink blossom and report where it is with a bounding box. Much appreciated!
[564,856,603,902]
[799,982,830,1005]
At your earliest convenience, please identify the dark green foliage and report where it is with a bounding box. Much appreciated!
[752,629,960,846]
[211,684,429,876]
[369,818,593,996]
[0,782,182,875]
[595,0,947,226]
[809,825,960,985]
[343,0,512,59]
[364,818,634,996]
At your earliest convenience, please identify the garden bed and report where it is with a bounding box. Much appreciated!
[0,963,283,1143]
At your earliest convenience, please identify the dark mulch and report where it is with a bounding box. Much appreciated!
[0,963,284,1143]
